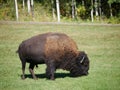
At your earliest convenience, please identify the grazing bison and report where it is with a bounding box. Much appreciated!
[17,32,89,80]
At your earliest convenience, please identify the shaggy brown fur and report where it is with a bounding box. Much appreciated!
[17,32,89,80]
[45,33,78,68]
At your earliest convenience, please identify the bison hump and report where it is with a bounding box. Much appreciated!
[45,33,78,60]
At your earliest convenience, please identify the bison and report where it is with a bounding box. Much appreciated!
[17,32,89,80]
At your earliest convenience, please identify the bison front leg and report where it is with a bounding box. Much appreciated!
[46,61,55,80]
[29,63,37,80]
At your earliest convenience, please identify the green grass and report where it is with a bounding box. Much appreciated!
[0,22,120,90]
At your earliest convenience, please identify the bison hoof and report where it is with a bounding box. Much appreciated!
[33,77,38,80]
[50,77,55,80]
[46,76,55,80]
[21,76,26,80]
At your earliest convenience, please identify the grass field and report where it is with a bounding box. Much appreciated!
[0,22,120,90]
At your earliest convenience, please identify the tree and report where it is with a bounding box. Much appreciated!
[72,0,75,19]
[95,0,99,17]
[31,0,34,17]
[98,0,102,20]
[51,0,56,20]
[27,0,31,14]
[109,2,113,17]
[108,0,120,17]
[1,0,120,22]
[91,0,94,22]
[26,0,34,17]
[15,0,18,21]
[82,0,84,6]
[108,0,113,17]
[22,0,25,10]
[56,0,60,22]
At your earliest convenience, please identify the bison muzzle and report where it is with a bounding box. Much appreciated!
[17,32,90,80]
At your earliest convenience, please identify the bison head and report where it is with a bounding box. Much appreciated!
[70,51,90,77]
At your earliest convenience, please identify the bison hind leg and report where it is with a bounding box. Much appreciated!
[29,63,37,80]
[21,60,26,80]
[18,52,26,80]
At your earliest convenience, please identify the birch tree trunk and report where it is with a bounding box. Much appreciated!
[27,0,31,14]
[82,0,85,6]
[99,0,102,20]
[15,0,18,21]
[91,0,94,22]
[72,0,75,19]
[31,0,34,17]
[95,0,99,17]
[23,0,25,10]
[74,1,77,17]
[56,0,60,22]
[109,3,113,17]
[51,0,56,20]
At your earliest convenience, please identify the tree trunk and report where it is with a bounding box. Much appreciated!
[51,0,56,20]
[31,0,34,17]
[23,0,25,10]
[27,0,31,14]
[15,0,18,21]
[109,3,113,17]
[91,0,94,22]
[95,0,98,17]
[56,0,60,22]
[82,0,85,6]
[72,0,75,19]
[74,0,77,17]
[99,0,102,21]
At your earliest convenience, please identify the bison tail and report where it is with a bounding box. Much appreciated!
[16,50,19,53]
[16,50,18,53]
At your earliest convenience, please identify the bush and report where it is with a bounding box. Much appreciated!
[108,17,120,24]
[77,5,86,19]
[0,3,15,20]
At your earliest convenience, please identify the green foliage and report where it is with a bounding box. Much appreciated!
[0,23,120,90]
[18,2,53,22]
[0,0,120,23]
[108,0,120,4]
[108,17,120,24]
[77,5,86,19]
[0,1,15,20]
[60,1,71,17]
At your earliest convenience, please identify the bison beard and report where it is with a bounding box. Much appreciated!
[17,32,89,80]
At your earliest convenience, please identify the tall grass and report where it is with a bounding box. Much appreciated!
[0,23,120,90]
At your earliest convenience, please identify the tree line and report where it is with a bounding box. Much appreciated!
[0,0,120,23]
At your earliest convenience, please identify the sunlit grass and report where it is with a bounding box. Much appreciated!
[0,23,120,90]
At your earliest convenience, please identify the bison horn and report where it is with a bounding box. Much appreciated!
[80,56,85,63]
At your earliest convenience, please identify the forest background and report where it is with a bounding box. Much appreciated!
[0,0,120,24]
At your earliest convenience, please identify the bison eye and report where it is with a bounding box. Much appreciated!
[84,63,88,67]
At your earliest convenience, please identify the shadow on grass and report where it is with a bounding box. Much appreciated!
[23,73,71,79]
